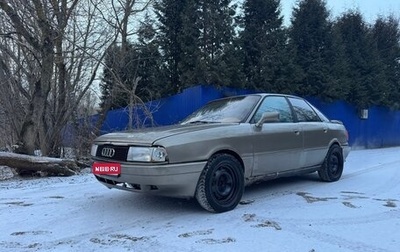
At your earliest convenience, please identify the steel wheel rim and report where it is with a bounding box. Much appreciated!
[211,166,236,202]
[329,153,339,175]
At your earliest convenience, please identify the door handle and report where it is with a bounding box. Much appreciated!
[293,130,300,135]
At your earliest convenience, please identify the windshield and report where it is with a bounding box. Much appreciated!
[181,95,261,124]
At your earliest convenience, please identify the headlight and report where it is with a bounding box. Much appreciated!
[127,147,168,162]
[90,144,98,156]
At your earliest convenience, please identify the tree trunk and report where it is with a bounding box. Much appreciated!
[1,1,55,156]
[19,40,54,156]
[0,152,80,176]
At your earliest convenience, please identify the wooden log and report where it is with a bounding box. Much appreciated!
[0,152,79,176]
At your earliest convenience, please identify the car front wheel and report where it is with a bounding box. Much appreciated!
[195,154,244,213]
[318,145,344,182]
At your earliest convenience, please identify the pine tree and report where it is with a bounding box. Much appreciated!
[99,15,163,110]
[155,0,238,91]
[154,0,188,93]
[100,44,131,110]
[177,0,204,87]
[240,0,289,92]
[334,11,386,108]
[289,0,335,98]
[134,13,164,101]
[216,35,247,89]
[372,16,400,109]
[328,25,352,101]
[197,0,237,85]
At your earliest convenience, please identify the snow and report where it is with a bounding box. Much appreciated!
[1,147,399,252]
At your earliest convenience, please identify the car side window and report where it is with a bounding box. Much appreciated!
[288,98,321,122]
[252,96,293,123]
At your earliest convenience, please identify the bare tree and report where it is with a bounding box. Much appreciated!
[0,1,39,151]
[95,0,155,131]
[0,0,154,157]
[0,0,155,158]
[45,0,116,156]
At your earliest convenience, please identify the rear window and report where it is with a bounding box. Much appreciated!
[288,98,321,122]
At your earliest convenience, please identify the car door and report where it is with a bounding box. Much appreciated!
[250,96,303,176]
[287,97,331,167]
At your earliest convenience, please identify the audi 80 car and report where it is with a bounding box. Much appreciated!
[91,94,350,213]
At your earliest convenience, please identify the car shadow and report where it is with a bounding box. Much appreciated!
[89,173,323,215]
[90,189,204,215]
[243,172,321,196]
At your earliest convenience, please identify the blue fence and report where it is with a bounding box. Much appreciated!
[94,85,400,148]
[98,85,253,132]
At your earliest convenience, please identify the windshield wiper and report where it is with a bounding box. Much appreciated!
[186,121,218,124]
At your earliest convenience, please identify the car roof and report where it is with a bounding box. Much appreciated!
[223,93,303,100]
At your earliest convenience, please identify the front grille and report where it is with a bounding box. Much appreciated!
[96,144,129,161]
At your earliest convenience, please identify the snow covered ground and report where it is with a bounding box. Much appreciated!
[1,147,399,252]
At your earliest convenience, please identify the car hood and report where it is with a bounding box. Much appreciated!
[94,123,236,146]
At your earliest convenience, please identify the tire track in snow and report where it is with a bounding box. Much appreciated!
[286,224,393,252]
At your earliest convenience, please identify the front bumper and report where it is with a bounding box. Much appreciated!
[93,161,207,198]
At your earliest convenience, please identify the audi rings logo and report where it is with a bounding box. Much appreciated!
[101,147,115,158]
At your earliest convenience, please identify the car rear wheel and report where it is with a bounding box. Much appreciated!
[195,154,244,213]
[318,145,344,182]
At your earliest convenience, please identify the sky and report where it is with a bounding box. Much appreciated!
[281,0,400,25]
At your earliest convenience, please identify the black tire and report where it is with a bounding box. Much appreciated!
[195,154,244,213]
[318,145,344,182]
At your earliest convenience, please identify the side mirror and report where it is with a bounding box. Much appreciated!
[255,112,280,128]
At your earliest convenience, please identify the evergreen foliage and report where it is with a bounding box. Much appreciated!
[289,0,334,98]
[334,11,387,108]
[100,14,163,110]
[100,44,129,110]
[372,16,400,109]
[155,0,238,91]
[197,0,237,85]
[99,0,400,110]
[176,0,204,88]
[135,14,165,101]
[240,0,293,93]
[154,0,187,94]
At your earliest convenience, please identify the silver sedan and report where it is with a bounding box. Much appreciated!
[91,94,350,212]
